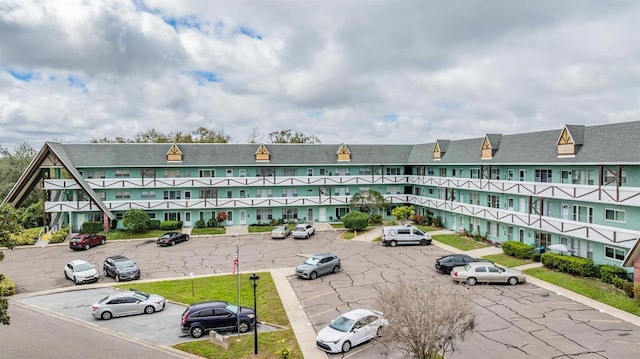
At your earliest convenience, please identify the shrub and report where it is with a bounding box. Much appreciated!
[160,220,182,230]
[122,209,150,233]
[369,214,384,224]
[599,265,629,284]
[412,214,426,225]
[541,252,597,277]
[0,274,16,296]
[10,227,41,246]
[635,284,640,303]
[149,220,161,229]
[612,277,635,298]
[81,221,103,234]
[342,211,369,231]
[49,226,70,244]
[502,241,534,259]
[195,220,206,228]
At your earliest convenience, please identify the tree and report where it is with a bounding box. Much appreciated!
[0,143,40,206]
[349,190,389,216]
[216,212,228,226]
[1,203,21,326]
[376,280,476,358]
[122,209,150,233]
[392,205,415,224]
[91,127,231,144]
[342,211,369,231]
[267,129,321,144]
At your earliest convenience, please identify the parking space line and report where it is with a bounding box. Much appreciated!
[300,291,335,303]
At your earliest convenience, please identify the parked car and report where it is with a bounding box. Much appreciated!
[451,262,527,286]
[69,233,107,250]
[435,254,490,274]
[381,225,431,246]
[316,308,387,353]
[156,232,189,246]
[271,226,291,239]
[92,290,165,320]
[64,259,99,285]
[293,223,315,239]
[180,301,256,338]
[103,255,141,282]
[296,253,341,280]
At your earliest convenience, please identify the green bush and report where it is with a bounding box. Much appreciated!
[612,277,635,298]
[599,264,629,284]
[635,284,640,303]
[541,252,597,277]
[49,226,70,244]
[10,227,41,245]
[502,241,534,259]
[195,220,206,228]
[207,218,218,227]
[160,220,182,230]
[412,214,425,225]
[81,221,103,234]
[122,209,150,233]
[0,274,16,296]
[149,220,161,229]
[369,214,383,224]
[342,211,369,231]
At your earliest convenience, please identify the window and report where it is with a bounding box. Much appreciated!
[386,167,401,176]
[488,222,498,237]
[438,168,447,177]
[185,191,191,200]
[88,213,102,222]
[116,213,123,220]
[534,232,551,248]
[115,169,130,178]
[199,169,215,177]
[572,205,593,223]
[307,169,313,176]
[335,168,350,176]
[487,195,500,209]
[282,188,298,197]
[572,169,595,185]
[164,212,181,221]
[358,168,372,175]
[163,169,180,178]
[256,189,272,198]
[602,168,627,186]
[283,168,297,176]
[535,169,552,183]
[427,188,435,195]
[519,169,526,181]
[605,209,626,223]
[115,191,130,199]
[226,169,233,177]
[451,168,456,176]
[256,209,272,221]
[163,191,181,200]
[141,191,156,199]
[335,207,349,219]
[604,246,625,261]
[282,208,298,220]
[427,167,435,176]
[239,169,246,177]
[470,193,480,205]
[490,168,500,180]
[143,169,156,178]
[470,168,480,179]
[334,187,350,196]
[256,168,273,177]
[319,169,326,175]
[98,192,106,200]
[200,189,216,199]
[227,191,232,199]
[87,170,105,179]
[148,212,156,219]
[507,169,514,181]
[239,190,247,198]
[386,187,401,195]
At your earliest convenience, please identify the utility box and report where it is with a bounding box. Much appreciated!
[209,330,230,350]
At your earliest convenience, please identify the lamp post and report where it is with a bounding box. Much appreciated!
[249,273,260,355]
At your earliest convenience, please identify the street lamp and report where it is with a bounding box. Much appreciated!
[249,273,260,355]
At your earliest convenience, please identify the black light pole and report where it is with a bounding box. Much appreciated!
[249,273,260,355]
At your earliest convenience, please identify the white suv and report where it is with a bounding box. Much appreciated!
[293,223,315,239]
[381,225,432,247]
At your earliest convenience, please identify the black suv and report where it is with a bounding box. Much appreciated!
[181,301,256,338]
[435,254,490,274]
[103,255,141,282]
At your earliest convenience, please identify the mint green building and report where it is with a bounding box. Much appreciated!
[4,121,640,279]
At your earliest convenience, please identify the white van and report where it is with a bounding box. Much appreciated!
[381,225,432,247]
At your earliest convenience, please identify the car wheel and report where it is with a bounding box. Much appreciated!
[101,311,112,320]
[333,265,340,274]
[190,326,205,338]
[238,320,250,333]
[508,277,519,286]
[144,305,155,314]
[390,240,397,247]
[185,235,190,241]
[100,238,106,245]
[64,271,69,279]
[376,326,384,337]
[74,276,80,285]
[115,274,120,282]
[310,271,318,280]
[420,239,427,246]
[103,268,109,277]
[341,340,352,353]
[306,233,309,239]
[84,244,90,250]
[171,240,176,246]
[467,277,477,286]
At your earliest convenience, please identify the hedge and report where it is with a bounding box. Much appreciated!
[0,274,16,296]
[81,221,103,234]
[160,220,183,230]
[501,241,534,259]
[541,252,597,277]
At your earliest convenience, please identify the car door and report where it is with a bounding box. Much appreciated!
[474,266,489,282]
[319,257,333,275]
[350,318,372,347]
[486,266,504,283]
[65,263,73,278]
[214,308,237,330]
[120,296,142,316]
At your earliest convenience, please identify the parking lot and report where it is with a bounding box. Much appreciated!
[4,230,640,358]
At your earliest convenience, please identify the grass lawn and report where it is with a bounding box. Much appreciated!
[191,227,226,235]
[248,225,275,233]
[101,229,167,240]
[524,267,640,316]
[432,234,488,251]
[483,253,534,268]
[116,272,302,359]
[416,225,441,232]
[330,223,345,229]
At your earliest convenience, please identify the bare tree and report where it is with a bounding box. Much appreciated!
[376,280,476,358]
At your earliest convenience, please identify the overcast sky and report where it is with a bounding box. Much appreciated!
[1,0,639,150]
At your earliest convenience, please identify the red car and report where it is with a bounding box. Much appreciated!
[69,234,107,250]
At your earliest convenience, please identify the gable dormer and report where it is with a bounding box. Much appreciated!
[557,125,584,158]
[433,140,449,161]
[481,134,502,160]
[337,144,351,161]
[255,144,270,161]
[167,144,183,162]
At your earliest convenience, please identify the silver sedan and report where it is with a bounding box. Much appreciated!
[92,290,166,320]
[450,262,526,286]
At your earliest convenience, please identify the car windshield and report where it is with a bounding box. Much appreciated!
[161,233,173,238]
[294,227,305,231]
[115,260,135,269]
[225,303,239,313]
[304,257,321,265]
[75,262,93,272]
[133,292,150,300]
[329,315,355,332]
[273,227,284,231]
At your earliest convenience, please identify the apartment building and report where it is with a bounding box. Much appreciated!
[4,121,640,279]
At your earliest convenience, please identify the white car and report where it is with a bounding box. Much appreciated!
[293,223,315,239]
[64,259,99,285]
[316,308,387,353]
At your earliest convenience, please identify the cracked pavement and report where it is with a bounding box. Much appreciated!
[3,231,640,358]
